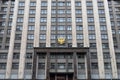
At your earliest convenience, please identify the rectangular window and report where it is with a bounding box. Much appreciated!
[17,17,23,22]
[40,35,46,40]
[19,2,25,6]
[18,9,24,14]
[28,25,34,30]
[27,34,34,40]
[77,34,83,40]
[25,63,32,69]
[15,34,21,40]
[0,63,6,69]
[13,53,20,59]
[41,9,47,14]
[30,2,36,6]
[40,18,47,22]
[58,63,65,69]
[12,63,19,69]
[78,63,85,69]
[0,53,7,59]
[27,43,33,49]
[76,18,82,22]
[41,1,47,6]
[29,18,35,22]
[91,63,98,69]
[75,2,81,6]
[29,9,35,14]
[38,63,45,69]
[89,34,96,40]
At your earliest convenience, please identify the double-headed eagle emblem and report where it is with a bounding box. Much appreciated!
[58,38,65,44]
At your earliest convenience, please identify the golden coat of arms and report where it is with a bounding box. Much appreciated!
[58,38,65,44]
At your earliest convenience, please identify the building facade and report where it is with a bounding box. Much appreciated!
[0,0,120,80]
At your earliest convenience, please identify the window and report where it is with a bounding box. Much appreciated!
[117,63,120,69]
[58,63,65,69]
[0,63,6,69]
[52,2,56,6]
[51,10,56,14]
[86,1,92,6]
[88,17,94,22]
[29,18,35,22]
[91,63,98,69]
[90,43,96,48]
[28,25,34,30]
[2,14,6,19]
[57,26,65,30]
[18,9,24,14]
[51,35,56,39]
[67,35,72,40]
[15,34,21,40]
[75,2,81,6]
[51,63,55,69]
[10,7,14,12]
[77,34,83,40]
[40,35,46,40]
[67,26,72,30]
[116,53,120,59]
[27,43,33,49]
[101,34,108,40]
[76,18,82,22]
[38,63,45,69]
[13,53,19,59]
[25,63,32,69]
[78,54,84,59]
[41,1,47,6]
[98,9,105,14]
[99,18,106,22]
[103,52,110,59]
[68,63,72,69]
[78,63,85,69]
[41,9,47,14]
[0,30,4,34]
[29,9,35,14]
[58,18,65,22]
[98,2,104,7]
[100,25,107,31]
[87,9,93,14]
[104,63,111,69]
[76,25,83,30]
[40,18,47,22]
[76,9,82,14]
[9,15,13,19]
[0,38,2,43]
[89,34,96,40]
[26,53,32,59]
[67,2,71,6]
[8,22,12,26]
[17,17,23,22]
[16,25,22,31]
[14,43,20,49]
[12,63,19,69]
[77,43,83,47]
[2,7,7,11]
[40,26,46,30]
[39,43,46,47]
[51,18,56,22]
[0,53,7,59]
[102,43,109,48]
[91,52,97,59]
[27,34,34,40]
[19,2,25,6]
[58,2,65,6]
[51,26,56,30]
[88,25,95,30]
[30,2,36,6]
[58,10,65,14]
